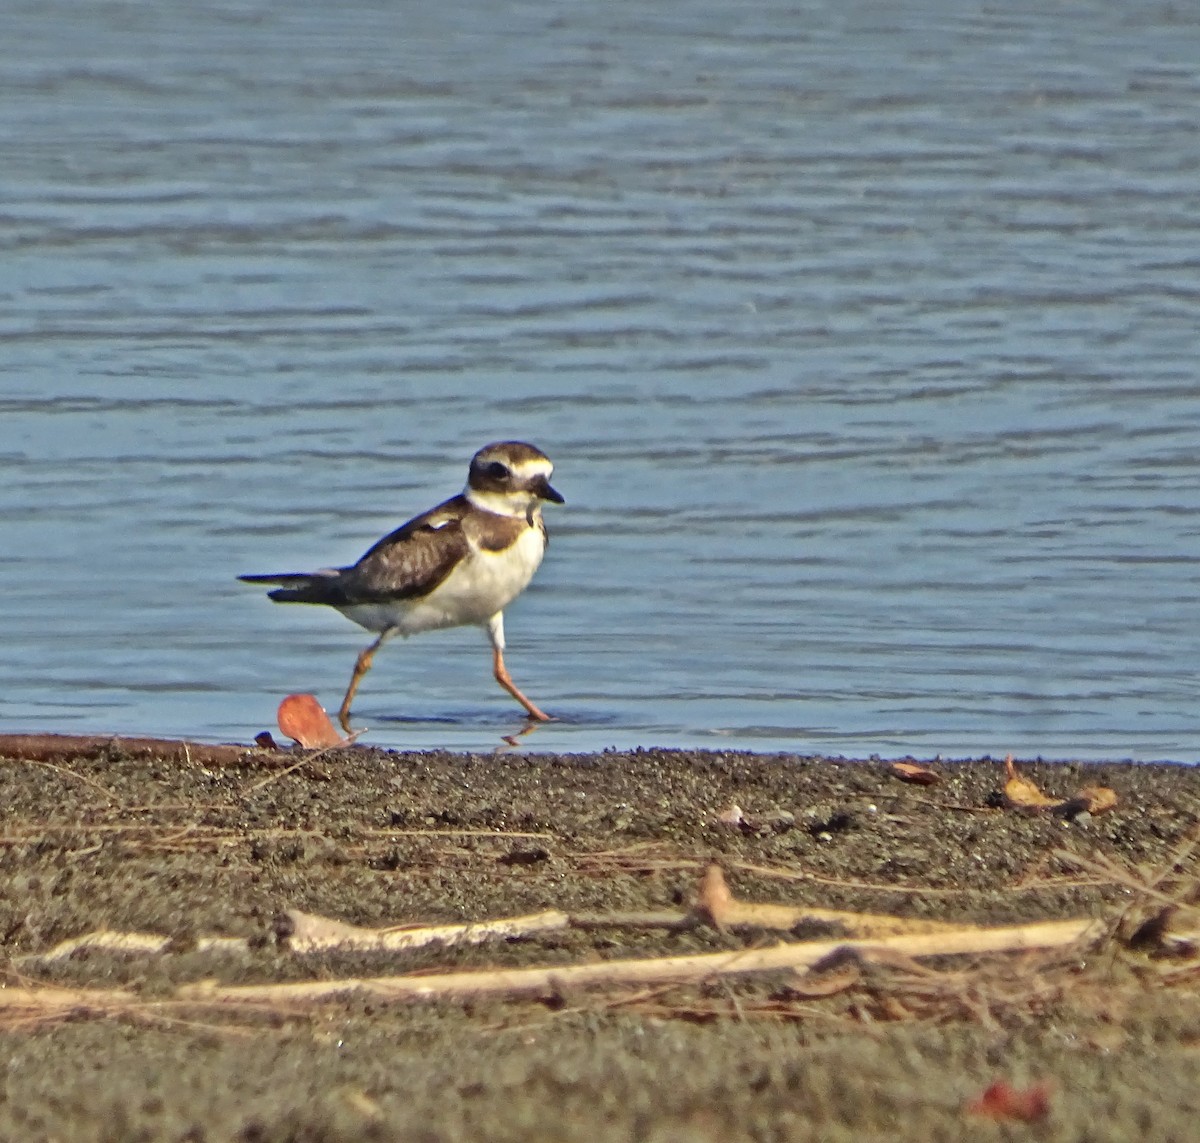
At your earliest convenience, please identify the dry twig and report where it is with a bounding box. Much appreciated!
[167,917,1096,1007]
[695,865,962,935]
[0,733,261,767]
[281,908,569,953]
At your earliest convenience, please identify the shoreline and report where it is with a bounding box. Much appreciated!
[2,729,1195,766]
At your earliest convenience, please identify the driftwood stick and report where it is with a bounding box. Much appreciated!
[18,911,571,963]
[569,911,695,931]
[0,733,263,767]
[695,865,962,936]
[178,917,1098,1006]
[282,908,570,953]
[22,931,251,964]
[0,984,141,1013]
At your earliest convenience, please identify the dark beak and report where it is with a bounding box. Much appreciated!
[534,476,565,504]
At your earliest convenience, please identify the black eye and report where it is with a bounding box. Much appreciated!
[486,461,509,480]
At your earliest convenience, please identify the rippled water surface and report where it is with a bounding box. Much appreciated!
[3,0,1199,758]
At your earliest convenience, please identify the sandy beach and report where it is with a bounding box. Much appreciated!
[1,739,1198,1141]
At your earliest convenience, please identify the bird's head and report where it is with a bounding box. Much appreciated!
[465,441,564,520]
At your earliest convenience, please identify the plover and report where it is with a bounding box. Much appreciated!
[240,441,564,733]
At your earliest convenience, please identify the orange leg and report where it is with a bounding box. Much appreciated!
[338,631,393,734]
[492,645,552,722]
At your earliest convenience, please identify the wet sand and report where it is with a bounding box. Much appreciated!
[1,743,1198,1141]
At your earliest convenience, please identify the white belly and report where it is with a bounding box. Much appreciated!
[337,526,546,637]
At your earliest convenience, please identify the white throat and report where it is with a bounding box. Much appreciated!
[465,484,539,519]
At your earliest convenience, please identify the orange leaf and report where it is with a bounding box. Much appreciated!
[1075,785,1118,814]
[1003,755,1061,810]
[277,694,344,749]
[965,1079,1052,1123]
[891,762,940,786]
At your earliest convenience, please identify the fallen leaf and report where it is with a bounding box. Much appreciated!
[891,762,940,786]
[277,694,344,749]
[1003,755,1061,810]
[1074,785,1118,815]
[715,803,746,826]
[964,1079,1052,1123]
[1001,757,1118,816]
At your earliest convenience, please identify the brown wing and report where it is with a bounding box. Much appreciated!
[335,495,472,604]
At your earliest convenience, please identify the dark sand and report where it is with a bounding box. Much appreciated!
[2,743,1199,1141]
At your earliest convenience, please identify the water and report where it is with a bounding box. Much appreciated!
[3,0,1199,760]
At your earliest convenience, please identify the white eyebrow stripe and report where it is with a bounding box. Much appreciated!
[509,458,553,479]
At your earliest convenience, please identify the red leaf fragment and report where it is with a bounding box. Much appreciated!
[964,1079,1052,1123]
[891,762,940,786]
[277,694,344,749]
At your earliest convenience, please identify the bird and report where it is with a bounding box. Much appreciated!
[239,441,564,734]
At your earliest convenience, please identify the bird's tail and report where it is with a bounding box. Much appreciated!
[238,571,343,605]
